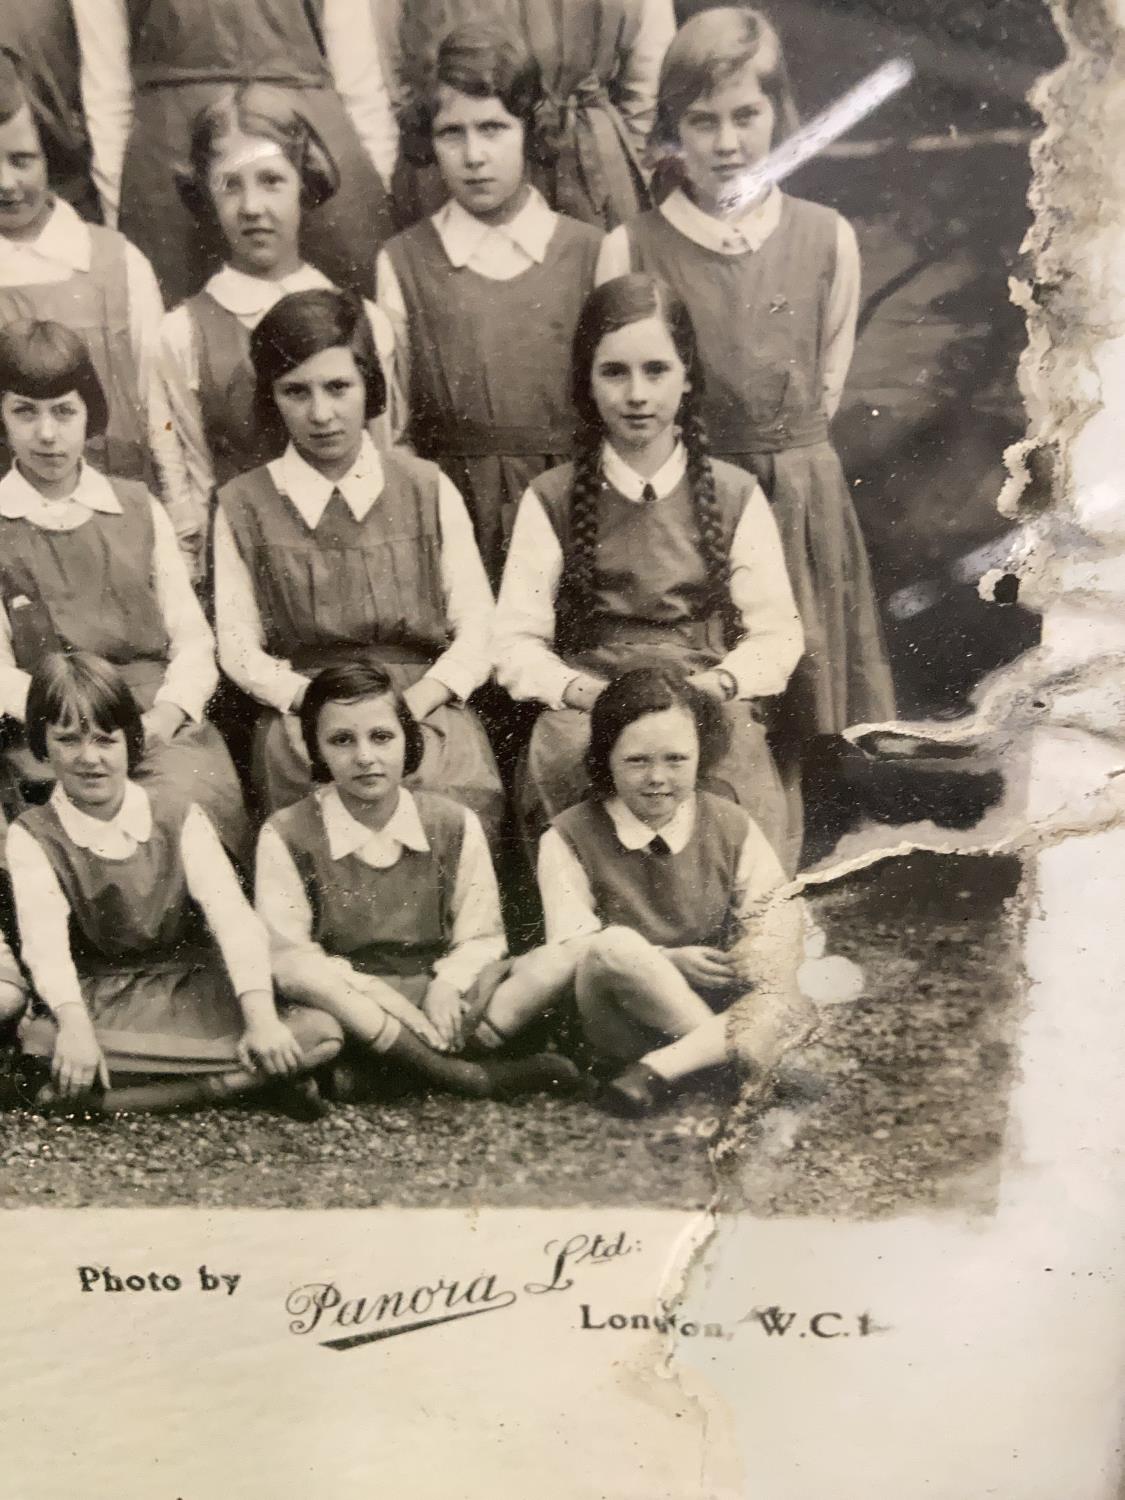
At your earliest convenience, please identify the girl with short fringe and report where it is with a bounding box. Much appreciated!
[597,6,896,746]
[495,272,803,862]
[0,318,249,861]
[215,287,503,835]
[376,22,602,588]
[256,660,578,1100]
[7,652,342,1115]
[158,84,400,577]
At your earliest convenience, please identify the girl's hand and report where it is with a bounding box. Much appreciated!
[685,671,727,703]
[562,675,607,713]
[141,703,187,747]
[422,979,465,1052]
[666,946,736,990]
[348,977,447,1051]
[52,1008,109,1099]
[402,677,451,723]
[282,713,310,767]
[238,1018,305,1077]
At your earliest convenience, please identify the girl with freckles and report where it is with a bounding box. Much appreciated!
[255,661,579,1100]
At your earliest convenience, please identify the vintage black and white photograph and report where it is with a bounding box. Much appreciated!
[0,0,1064,1215]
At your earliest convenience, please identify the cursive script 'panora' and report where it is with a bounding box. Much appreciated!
[286,1275,517,1337]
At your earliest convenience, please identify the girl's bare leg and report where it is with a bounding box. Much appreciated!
[474,943,583,1047]
[576,926,715,1062]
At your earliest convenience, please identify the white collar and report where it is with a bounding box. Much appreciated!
[601,440,688,503]
[267,433,384,529]
[0,460,122,523]
[319,784,429,868]
[431,187,557,268]
[51,780,152,859]
[605,794,697,854]
[0,197,91,272]
[660,185,782,256]
[205,261,331,321]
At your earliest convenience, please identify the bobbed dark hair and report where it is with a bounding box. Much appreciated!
[250,288,386,453]
[26,651,146,773]
[299,661,425,784]
[175,82,339,227]
[585,665,730,801]
[556,274,739,655]
[0,318,109,438]
[398,22,547,169]
[652,7,799,157]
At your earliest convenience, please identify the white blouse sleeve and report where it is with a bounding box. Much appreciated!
[156,302,213,563]
[613,0,676,165]
[323,0,399,187]
[823,216,861,419]
[721,483,805,698]
[180,806,271,996]
[254,821,366,1002]
[149,500,218,722]
[427,474,494,703]
[537,827,603,945]
[374,249,412,430]
[431,810,507,994]
[74,0,133,225]
[213,507,310,713]
[493,487,576,709]
[595,225,633,285]
[363,299,405,448]
[6,823,85,1016]
[0,601,32,720]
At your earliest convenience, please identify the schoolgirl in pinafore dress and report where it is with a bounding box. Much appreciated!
[158,84,398,577]
[72,0,398,305]
[215,288,503,836]
[377,23,601,588]
[597,8,895,738]
[495,274,803,862]
[8,655,341,1107]
[0,318,249,860]
[0,53,173,491]
[387,0,674,231]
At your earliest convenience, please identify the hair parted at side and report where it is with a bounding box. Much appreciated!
[25,651,146,773]
[176,81,340,225]
[249,288,385,449]
[398,21,547,168]
[652,7,798,154]
[299,661,426,783]
[0,318,109,437]
[585,665,730,801]
[556,273,739,655]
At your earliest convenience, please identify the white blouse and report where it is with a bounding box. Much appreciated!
[255,785,506,999]
[7,783,272,1016]
[0,462,217,724]
[158,262,402,559]
[213,433,494,714]
[493,440,804,709]
[596,187,861,420]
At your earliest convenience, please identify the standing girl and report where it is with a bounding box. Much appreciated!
[494,272,803,860]
[534,666,813,1115]
[377,22,602,588]
[388,0,675,231]
[597,6,896,742]
[256,661,578,1098]
[214,287,503,836]
[73,0,398,305]
[8,652,342,1114]
[0,318,249,860]
[159,84,398,576]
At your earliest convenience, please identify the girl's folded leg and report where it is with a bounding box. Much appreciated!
[471,944,583,1050]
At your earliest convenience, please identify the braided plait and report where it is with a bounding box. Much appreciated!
[554,438,603,655]
[681,404,741,649]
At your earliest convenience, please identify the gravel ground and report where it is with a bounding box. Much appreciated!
[0,851,1023,1214]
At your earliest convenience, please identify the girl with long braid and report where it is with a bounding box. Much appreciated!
[494,272,803,863]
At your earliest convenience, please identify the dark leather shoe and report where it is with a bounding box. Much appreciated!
[600,1062,672,1117]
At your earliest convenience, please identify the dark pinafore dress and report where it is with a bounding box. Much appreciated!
[0,227,149,483]
[0,477,249,859]
[0,0,100,221]
[626,194,896,738]
[218,451,504,837]
[116,0,394,304]
[520,459,788,855]
[270,788,504,1010]
[383,213,601,589]
[16,791,336,1075]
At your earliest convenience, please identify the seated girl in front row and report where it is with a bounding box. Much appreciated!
[7,652,342,1113]
[526,667,817,1115]
[255,661,579,1099]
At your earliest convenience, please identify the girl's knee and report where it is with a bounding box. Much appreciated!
[581,926,657,984]
[0,982,26,1026]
